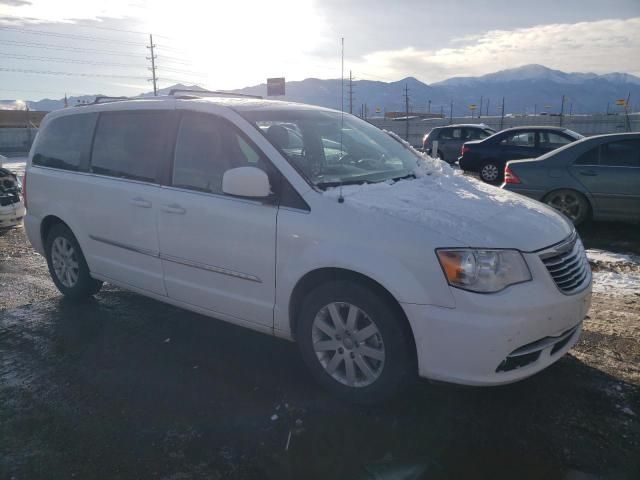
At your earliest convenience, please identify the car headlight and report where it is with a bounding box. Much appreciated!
[436,249,531,293]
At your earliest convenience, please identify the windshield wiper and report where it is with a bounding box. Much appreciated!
[315,179,371,189]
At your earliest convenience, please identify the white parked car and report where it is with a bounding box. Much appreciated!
[24,93,592,403]
[0,165,26,229]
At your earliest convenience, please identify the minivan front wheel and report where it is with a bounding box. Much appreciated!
[45,224,103,299]
[297,281,414,403]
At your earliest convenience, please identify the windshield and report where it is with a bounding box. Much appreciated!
[240,109,419,188]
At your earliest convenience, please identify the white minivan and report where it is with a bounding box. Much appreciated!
[24,92,592,403]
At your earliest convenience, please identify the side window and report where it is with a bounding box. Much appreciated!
[172,113,270,195]
[500,132,535,147]
[33,113,97,171]
[600,140,640,167]
[465,128,491,140]
[440,128,462,140]
[91,111,174,182]
[574,146,600,166]
[539,132,573,149]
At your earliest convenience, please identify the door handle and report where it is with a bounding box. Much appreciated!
[579,171,598,176]
[130,197,152,208]
[161,204,186,214]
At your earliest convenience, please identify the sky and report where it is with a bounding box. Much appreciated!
[0,0,639,101]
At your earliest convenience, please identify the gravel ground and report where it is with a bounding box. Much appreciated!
[1,221,639,480]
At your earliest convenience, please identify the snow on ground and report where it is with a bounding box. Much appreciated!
[586,249,640,265]
[592,271,640,296]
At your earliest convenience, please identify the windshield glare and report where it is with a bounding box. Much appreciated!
[241,110,419,187]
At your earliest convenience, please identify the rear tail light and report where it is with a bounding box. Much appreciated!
[504,165,521,184]
[22,170,27,209]
[461,145,470,155]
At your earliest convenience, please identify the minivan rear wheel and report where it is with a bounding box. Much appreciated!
[45,224,103,299]
[297,281,414,404]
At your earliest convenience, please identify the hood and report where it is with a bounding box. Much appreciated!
[324,157,572,252]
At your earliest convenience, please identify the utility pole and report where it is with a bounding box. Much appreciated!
[569,102,573,117]
[534,103,537,116]
[403,83,410,141]
[486,98,490,117]
[449,100,453,125]
[606,102,610,115]
[340,37,344,113]
[624,91,632,131]
[440,105,444,118]
[479,96,483,119]
[348,70,354,114]
[146,34,158,96]
[500,97,505,130]
[427,99,431,114]
[559,94,565,126]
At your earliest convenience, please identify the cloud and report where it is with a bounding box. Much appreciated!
[0,0,31,6]
[350,18,640,83]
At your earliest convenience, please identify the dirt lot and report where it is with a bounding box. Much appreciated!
[1,223,639,480]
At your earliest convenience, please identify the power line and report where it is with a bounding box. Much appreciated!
[0,25,147,46]
[0,52,143,68]
[0,67,148,80]
[0,14,171,38]
[0,39,144,57]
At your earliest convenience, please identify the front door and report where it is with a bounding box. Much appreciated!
[157,112,278,328]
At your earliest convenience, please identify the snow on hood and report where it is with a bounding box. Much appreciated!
[324,137,573,251]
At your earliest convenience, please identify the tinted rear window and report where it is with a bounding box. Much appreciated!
[601,140,640,167]
[33,113,97,171]
[91,111,175,183]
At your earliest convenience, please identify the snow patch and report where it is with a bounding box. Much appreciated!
[586,249,640,265]
[591,271,640,296]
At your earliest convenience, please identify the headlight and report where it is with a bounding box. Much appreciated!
[436,249,531,293]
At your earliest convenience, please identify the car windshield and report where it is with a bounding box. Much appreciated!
[240,109,420,188]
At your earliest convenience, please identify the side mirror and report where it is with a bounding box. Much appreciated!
[222,166,271,198]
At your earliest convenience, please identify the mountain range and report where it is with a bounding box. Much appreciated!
[12,64,640,116]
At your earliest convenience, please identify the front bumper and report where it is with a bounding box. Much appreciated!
[402,251,592,386]
[0,202,26,229]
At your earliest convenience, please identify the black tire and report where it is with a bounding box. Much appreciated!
[45,223,102,300]
[479,160,502,183]
[297,281,415,404]
[543,189,591,225]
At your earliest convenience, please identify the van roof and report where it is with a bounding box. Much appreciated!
[45,95,340,121]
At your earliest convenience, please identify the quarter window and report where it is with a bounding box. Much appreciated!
[91,111,175,183]
[172,113,269,194]
[500,132,535,147]
[33,113,97,171]
[600,140,640,167]
[539,132,572,149]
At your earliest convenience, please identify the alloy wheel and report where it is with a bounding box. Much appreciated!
[51,236,80,287]
[546,193,583,222]
[311,302,386,387]
[480,163,499,182]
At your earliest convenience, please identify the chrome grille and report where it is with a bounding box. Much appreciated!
[539,234,590,294]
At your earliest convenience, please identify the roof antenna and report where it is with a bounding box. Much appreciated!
[338,36,345,204]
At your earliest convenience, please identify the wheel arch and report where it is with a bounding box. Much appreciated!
[40,215,70,245]
[288,267,417,354]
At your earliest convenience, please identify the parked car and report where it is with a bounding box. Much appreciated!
[459,126,584,183]
[0,166,26,230]
[422,124,495,163]
[503,133,640,225]
[24,94,591,403]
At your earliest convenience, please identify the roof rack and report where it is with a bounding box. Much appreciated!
[169,88,262,99]
[74,95,131,107]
